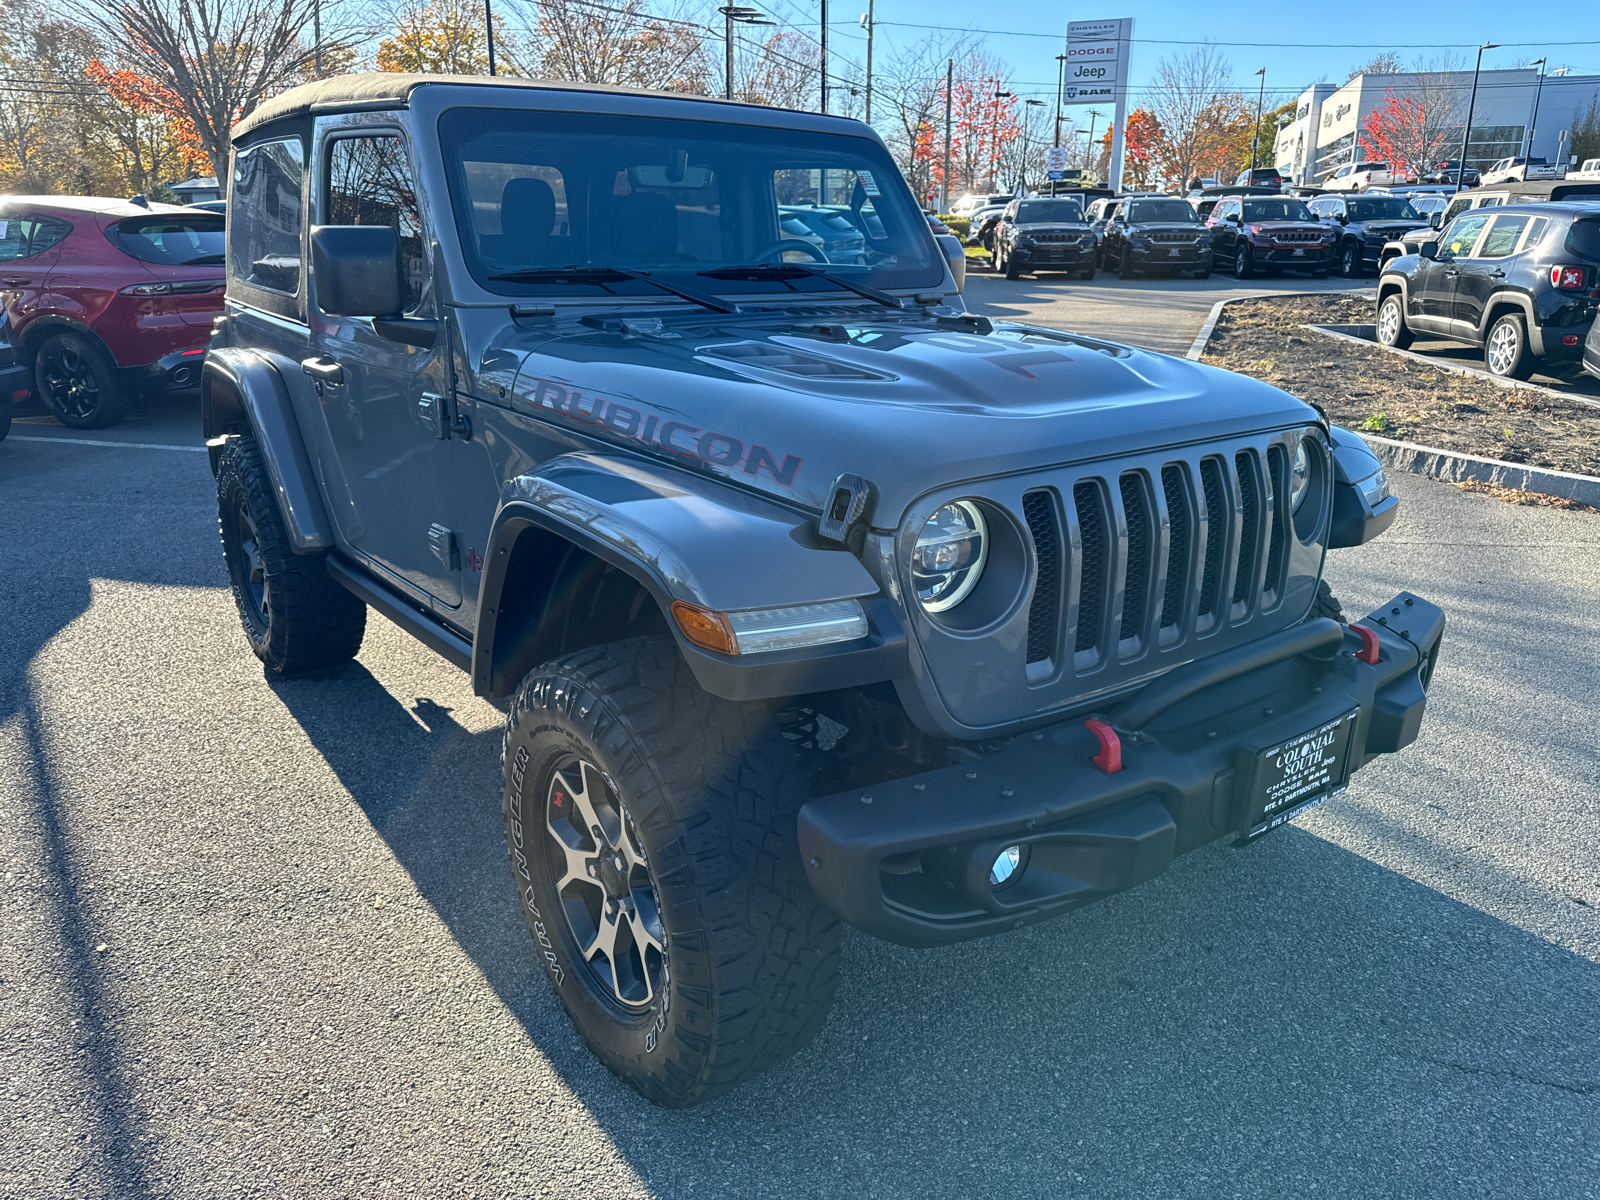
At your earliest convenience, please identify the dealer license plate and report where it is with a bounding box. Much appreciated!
[1293,247,1306,256]
[1169,248,1181,257]
[1236,708,1359,843]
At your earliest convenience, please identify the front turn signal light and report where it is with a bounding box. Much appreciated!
[670,601,737,655]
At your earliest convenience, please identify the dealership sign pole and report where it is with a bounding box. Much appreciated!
[1062,18,1133,192]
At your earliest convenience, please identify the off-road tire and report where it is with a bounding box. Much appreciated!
[1484,312,1536,380]
[34,332,129,429]
[1376,293,1414,350]
[501,637,842,1108]
[216,436,366,675]
[1233,245,1253,279]
[1310,579,1346,623]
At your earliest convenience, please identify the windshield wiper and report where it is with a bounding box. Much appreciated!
[697,263,904,309]
[485,265,735,314]
[181,254,226,265]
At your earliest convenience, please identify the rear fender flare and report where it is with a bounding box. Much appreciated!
[202,348,333,551]
[1478,291,1541,355]
[474,453,898,700]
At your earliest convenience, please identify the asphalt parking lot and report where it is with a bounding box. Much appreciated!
[4,292,1599,1198]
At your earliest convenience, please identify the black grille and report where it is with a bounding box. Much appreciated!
[1073,482,1106,654]
[1264,445,1288,596]
[1233,451,1261,606]
[1160,464,1190,628]
[1198,459,1227,618]
[1272,231,1323,243]
[1119,474,1151,641]
[1022,491,1059,664]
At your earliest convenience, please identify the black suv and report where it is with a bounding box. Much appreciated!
[1377,202,1600,379]
[1098,195,1213,278]
[993,197,1097,279]
[1233,167,1285,189]
[1308,193,1431,277]
[1204,194,1336,278]
[1420,161,1481,188]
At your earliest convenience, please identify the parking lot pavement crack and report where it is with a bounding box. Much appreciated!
[1405,1053,1600,1097]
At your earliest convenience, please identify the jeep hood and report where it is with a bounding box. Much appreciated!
[479,312,1318,526]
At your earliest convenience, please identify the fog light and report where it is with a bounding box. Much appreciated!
[990,845,1024,888]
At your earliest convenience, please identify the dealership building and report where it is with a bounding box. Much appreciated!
[1272,68,1600,184]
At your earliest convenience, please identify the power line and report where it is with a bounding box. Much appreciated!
[859,22,1600,51]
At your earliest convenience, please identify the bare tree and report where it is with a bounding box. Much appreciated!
[70,0,340,181]
[871,31,972,201]
[1147,44,1234,188]
[1347,51,1403,80]
[515,0,708,92]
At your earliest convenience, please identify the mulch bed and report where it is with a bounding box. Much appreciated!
[1201,293,1600,479]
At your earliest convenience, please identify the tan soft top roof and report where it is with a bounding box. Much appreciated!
[233,73,766,143]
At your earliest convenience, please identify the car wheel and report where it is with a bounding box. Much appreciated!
[1078,266,1096,280]
[1485,312,1535,380]
[1233,246,1253,278]
[1376,294,1414,350]
[216,436,367,676]
[1004,251,1022,281]
[1118,249,1136,279]
[34,333,129,430]
[502,637,841,1108]
[1339,242,1361,278]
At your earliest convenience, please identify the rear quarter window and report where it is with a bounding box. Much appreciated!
[229,136,305,296]
[107,215,225,266]
[1566,219,1600,261]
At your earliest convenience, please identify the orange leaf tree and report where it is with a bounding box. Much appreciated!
[86,59,209,192]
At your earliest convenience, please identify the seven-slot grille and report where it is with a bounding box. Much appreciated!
[1271,231,1323,243]
[1150,232,1200,243]
[1032,232,1089,244]
[1021,446,1293,671]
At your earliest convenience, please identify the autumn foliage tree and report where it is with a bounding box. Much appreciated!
[1359,78,1465,181]
[85,60,207,190]
[1120,107,1162,188]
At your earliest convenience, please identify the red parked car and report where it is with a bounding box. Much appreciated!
[0,196,225,428]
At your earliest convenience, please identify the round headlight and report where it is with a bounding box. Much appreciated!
[1290,440,1312,511]
[913,501,988,612]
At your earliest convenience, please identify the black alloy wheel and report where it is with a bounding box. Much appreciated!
[35,333,128,429]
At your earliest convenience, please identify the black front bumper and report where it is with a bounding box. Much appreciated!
[1013,245,1091,267]
[798,592,1444,947]
[1130,244,1209,268]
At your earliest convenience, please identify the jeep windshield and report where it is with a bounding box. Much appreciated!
[1348,198,1422,221]
[440,107,942,300]
[1125,199,1199,223]
[1015,200,1084,224]
[1242,199,1315,222]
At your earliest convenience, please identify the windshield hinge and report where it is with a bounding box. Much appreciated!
[818,473,877,544]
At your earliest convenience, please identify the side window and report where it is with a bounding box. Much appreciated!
[230,136,305,295]
[0,213,70,262]
[1477,215,1529,258]
[1521,216,1549,251]
[327,135,425,312]
[1441,197,1472,224]
[1440,212,1492,257]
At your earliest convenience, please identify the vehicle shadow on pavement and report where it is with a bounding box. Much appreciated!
[266,658,1600,1200]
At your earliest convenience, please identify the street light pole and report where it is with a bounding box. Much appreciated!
[1054,54,1068,148]
[941,57,953,212]
[1455,42,1499,194]
[1085,108,1100,179]
[820,0,828,114]
[718,7,773,101]
[991,83,1013,192]
[1526,58,1547,158]
[1250,68,1266,171]
[484,0,496,75]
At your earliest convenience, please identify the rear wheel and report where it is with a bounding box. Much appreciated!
[35,333,128,429]
[1485,312,1536,380]
[216,436,366,676]
[1376,293,1414,350]
[503,637,841,1108]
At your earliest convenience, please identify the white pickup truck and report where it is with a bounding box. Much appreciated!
[1567,157,1600,181]
[1323,160,1398,192]
[1480,155,1565,184]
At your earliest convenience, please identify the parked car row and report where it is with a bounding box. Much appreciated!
[0,195,224,428]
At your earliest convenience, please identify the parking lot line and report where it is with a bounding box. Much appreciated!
[6,434,207,453]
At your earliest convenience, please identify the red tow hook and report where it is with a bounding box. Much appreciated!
[1084,718,1123,774]
[1349,623,1381,665]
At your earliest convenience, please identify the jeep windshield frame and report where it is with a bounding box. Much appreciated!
[437,106,943,302]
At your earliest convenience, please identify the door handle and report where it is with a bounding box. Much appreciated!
[1490,269,1506,277]
[1444,270,1459,278]
[2,278,31,286]
[301,356,344,385]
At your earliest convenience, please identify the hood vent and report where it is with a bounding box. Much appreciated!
[703,340,882,380]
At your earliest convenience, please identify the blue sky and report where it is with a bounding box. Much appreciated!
[801,0,1600,117]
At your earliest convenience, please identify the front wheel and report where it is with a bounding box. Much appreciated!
[1233,245,1253,279]
[1003,249,1022,280]
[1376,293,1414,350]
[1339,242,1361,278]
[216,436,366,675]
[35,333,128,429]
[502,638,842,1108]
[1485,312,1536,380]
[1118,248,1137,279]
[1078,265,1096,280]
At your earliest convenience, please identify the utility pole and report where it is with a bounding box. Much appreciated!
[1054,54,1067,148]
[1456,42,1499,193]
[1250,67,1266,171]
[1085,108,1100,179]
[941,57,953,212]
[313,0,322,78]
[991,82,1013,192]
[1526,58,1547,158]
[819,0,828,114]
[485,0,496,75]
[860,0,874,124]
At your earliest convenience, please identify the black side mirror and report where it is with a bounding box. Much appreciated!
[1338,214,1349,224]
[312,225,402,317]
[1429,213,1443,229]
[1418,241,1438,260]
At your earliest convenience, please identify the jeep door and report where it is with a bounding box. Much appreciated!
[1451,212,1530,336]
[1410,211,1491,328]
[307,127,466,609]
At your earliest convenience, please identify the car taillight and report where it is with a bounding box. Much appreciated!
[119,282,172,296]
[1550,265,1586,290]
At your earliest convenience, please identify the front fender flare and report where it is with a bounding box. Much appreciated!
[1328,424,1399,548]
[474,452,906,701]
[202,348,333,551]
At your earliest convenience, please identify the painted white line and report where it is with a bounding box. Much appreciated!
[6,434,207,453]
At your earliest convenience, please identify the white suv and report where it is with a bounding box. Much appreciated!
[1480,156,1563,185]
[1324,161,1398,192]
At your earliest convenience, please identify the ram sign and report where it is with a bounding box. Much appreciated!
[1062,17,1133,190]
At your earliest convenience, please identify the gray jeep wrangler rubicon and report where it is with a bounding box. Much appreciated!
[203,74,1443,1108]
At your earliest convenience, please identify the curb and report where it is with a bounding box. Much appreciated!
[1358,434,1600,507]
[1304,323,1600,410]
[1185,289,1374,362]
